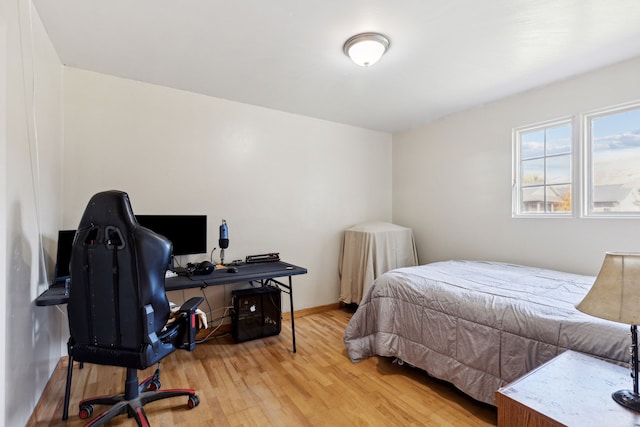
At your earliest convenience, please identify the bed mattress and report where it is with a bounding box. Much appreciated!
[344,260,629,405]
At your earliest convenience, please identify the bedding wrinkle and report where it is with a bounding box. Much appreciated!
[344,260,629,405]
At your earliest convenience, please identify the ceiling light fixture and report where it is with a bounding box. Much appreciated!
[343,32,390,67]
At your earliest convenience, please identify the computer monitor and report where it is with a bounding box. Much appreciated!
[53,229,76,285]
[135,215,207,256]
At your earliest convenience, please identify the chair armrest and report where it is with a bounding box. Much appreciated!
[176,296,204,351]
[177,296,204,313]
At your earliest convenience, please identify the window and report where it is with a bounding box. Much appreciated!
[513,102,640,218]
[513,120,573,216]
[585,103,640,217]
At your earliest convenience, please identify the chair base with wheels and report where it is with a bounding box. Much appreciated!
[64,295,204,426]
[78,366,199,426]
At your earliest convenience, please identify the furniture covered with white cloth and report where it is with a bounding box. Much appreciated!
[339,222,418,304]
[344,260,629,405]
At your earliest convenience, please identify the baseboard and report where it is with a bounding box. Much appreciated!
[283,302,340,320]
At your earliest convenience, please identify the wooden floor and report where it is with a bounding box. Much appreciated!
[30,307,497,426]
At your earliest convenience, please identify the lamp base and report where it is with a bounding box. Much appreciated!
[612,389,640,412]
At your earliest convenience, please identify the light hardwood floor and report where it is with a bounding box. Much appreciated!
[30,308,497,426]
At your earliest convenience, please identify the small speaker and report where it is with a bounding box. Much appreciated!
[231,286,281,343]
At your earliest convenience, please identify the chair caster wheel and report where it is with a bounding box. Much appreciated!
[79,404,94,419]
[188,394,200,409]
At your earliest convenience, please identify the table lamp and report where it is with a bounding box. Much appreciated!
[576,252,640,412]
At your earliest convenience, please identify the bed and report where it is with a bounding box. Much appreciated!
[344,260,630,405]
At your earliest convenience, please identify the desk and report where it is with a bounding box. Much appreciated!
[36,261,307,353]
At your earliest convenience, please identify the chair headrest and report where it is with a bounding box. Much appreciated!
[77,190,137,232]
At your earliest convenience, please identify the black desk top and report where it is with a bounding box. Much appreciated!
[35,261,307,306]
[36,284,69,306]
[165,261,307,291]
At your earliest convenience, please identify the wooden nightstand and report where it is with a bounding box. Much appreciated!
[495,350,640,426]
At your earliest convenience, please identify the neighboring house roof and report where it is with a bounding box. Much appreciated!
[522,186,566,203]
[593,184,631,203]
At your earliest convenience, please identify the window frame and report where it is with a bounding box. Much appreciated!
[512,117,577,218]
[582,101,640,218]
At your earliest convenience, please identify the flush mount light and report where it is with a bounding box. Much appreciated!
[343,32,390,67]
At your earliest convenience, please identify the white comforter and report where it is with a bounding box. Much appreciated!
[344,260,629,405]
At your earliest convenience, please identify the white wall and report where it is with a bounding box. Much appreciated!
[62,68,392,313]
[0,2,7,423]
[3,1,64,426]
[393,57,640,276]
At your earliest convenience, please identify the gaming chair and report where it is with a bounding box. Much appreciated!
[64,190,203,426]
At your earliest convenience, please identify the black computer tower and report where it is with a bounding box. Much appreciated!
[231,286,281,343]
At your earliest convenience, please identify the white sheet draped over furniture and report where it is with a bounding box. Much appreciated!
[339,222,418,304]
[344,260,629,405]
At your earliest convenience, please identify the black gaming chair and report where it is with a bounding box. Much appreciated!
[64,190,203,426]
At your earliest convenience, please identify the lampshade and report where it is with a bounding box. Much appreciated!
[343,33,390,67]
[576,252,640,324]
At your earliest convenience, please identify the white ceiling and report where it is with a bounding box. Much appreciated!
[33,0,640,133]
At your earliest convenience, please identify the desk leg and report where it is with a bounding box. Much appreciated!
[289,276,296,353]
[62,355,73,420]
[264,277,297,353]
